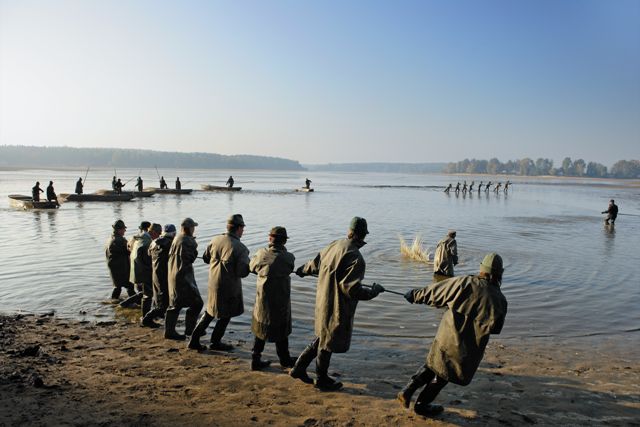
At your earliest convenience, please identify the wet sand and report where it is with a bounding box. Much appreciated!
[1,313,638,426]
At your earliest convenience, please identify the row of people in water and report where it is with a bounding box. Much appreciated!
[444,180,511,194]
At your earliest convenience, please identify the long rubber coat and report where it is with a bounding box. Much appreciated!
[149,235,173,307]
[203,233,250,319]
[410,275,507,385]
[433,236,458,276]
[167,233,201,308]
[105,233,130,288]
[250,244,295,342]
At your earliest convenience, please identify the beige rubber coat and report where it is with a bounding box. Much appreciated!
[167,233,201,307]
[433,236,458,276]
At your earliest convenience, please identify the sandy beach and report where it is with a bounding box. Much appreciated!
[1,312,638,426]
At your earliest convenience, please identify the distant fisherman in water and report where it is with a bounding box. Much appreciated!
[468,181,474,192]
[32,181,44,202]
[399,253,507,417]
[602,199,618,225]
[462,181,467,193]
[494,182,502,193]
[105,220,136,301]
[305,178,312,189]
[226,175,235,188]
[444,184,452,193]
[454,182,460,193]
[485,181,492,192]
[504,180,511,192]
[477,181,483,192]
[175,177,181,190]
[136,176,143,192]
[160,176,167,189]
[75,177,84,195]
[433,230,458,277]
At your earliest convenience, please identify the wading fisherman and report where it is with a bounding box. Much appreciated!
[75,177,84,195]
[433,230,458,277]
[444,184,452,193]
[188,214,250,351]
[120,221,151,308]
[32,181,44,201]
[141,224,176,327]
[175,177,181,190]
[226,175,235,188]
[603,199,618,225]
[494,182,502,192]
[137,223,162,326]
[454,182,460,193]
[485,181,492,192]
[105,220,136,300]
[399,253,507,417]
[477,181,483,192]
[290,217,385,391]
[468,181,474,192]
[462,181,467,193]
[504,180,511,192]
[165,218,203,340]
[136,176,143,192]
[249,226,296,371]
[305,178,312,189]
[160,176,167,189]
[46,181,59,205]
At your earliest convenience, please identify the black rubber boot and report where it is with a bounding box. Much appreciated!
[209,318,233,351]
[276,338,296,368]
[126,283,136,297]
[414,376,448,417]
[188,312,213,350]
[111,287,122,300]
[397,365,435,409]
[251,337,271,370]
[315,349,342,391]
[119,292,142,308]
[290,338,318,384]
[164,309,185,341]
[184,307,201,336]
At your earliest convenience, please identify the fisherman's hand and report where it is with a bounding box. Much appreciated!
[404,290,415,304]
[371,283,385,295]
[295,266,306,277]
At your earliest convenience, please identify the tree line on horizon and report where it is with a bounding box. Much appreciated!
[444,157,640,179]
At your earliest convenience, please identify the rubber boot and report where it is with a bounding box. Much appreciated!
[290,338,318,384]
[397,365,434,409]
[315,349,342,391]
[251,337,271,371]
[188,312,213,350]
[414,376,448,417]
[276,338,296,368]
[164,309,185,341]
[184,307,201,336]
[111,287,122,300]
[126,283,136,297]
[209,318,233,351]
[119,292,142,308]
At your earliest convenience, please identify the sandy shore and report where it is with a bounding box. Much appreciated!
[1,312,638,426]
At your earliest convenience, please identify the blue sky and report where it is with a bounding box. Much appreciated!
[0,0,638,165]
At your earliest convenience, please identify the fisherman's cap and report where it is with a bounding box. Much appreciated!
[112,219,126,230]
[139,221,151,231]
[480,253,504,274]
[610,199,615,203]
[150,223,162,234]
[163,224,176,233]
[269,226,288,239]
[227,214,245,227]
[349,216,369,236]
[181,217,198,228]
[448,230,457,237]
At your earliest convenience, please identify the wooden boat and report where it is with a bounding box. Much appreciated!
[95,189,155,198]
[58,193,134,202]
[144,187,193,195]
[201,185,242,192]
[296,188,314,192]
[8,194,59,210]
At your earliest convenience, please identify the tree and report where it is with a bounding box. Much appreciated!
[586,162,607,177]
[519,158,535,176]
[610,160,640,178]
[535,158,553,176]
[561,157,573,176]
[487,158,501,175]
[573,159,586,177]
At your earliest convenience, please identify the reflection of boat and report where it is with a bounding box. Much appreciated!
[144,187,193,195]
[9,194,59,210]
[58,193,134,202]
[95,189,155,198]
[296,188,314,192]
[201,185,242,192]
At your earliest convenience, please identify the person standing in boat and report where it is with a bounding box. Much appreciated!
[136,176,143,192]
[175,177,181,190]
[160,176,168,189]
[114,178,125,194]
[305,178,312,189]
[46,181,59,206]
[32,182,44,201]
[226,175,235,188]
[75,177,84,195]
[111,176,117,191]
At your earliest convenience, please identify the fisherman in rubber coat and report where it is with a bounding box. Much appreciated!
[141,224,176,326]
[433,230,458,277]
[105,220,136,300]
[136,223,161,325]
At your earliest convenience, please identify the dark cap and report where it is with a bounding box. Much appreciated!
[447,229,457,238]
[480,253,504,274]
[150,223,162,234]
[349,217,369,236]
[610,199,615,203]
[227,214,245,227]
[269,226,288,239]
[112,219,126,230]
[139,221,151,231]
[163,224,176,233]
[181,217,198,228]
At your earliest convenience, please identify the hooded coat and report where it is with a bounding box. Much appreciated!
[250,244,295,341]
[203,233,250,319]
[167,233,201,308]
[129,232,152,284]
[149,234,174,307]
[105,233,130,288]
[410,275,507,385]
[301,238,376,354]
[433,236,458,276]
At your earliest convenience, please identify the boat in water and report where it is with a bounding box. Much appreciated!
[144,187,193,195]
[201,185,242,192]
[296,188,314,192]
[95,189,155,198]
[9,194,59,210]
[58,193,135,202]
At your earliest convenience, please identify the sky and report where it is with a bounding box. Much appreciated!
[0,0,638,166]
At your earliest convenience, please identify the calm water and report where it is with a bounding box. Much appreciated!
[1,168,639,348]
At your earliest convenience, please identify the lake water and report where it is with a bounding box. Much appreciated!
[1,168,639,351]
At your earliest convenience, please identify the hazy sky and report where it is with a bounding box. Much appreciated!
[1,0,638,165]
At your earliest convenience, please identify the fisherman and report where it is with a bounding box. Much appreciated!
[454,182,460,193]
[477,181,483,192]
[226,175,235,188]
[443,184,452,193]
[175,177,181,190]
[462,181,467,193]
[602,199,619,225]
[75,177,84,195]
[160,176,167,189]
[504,180,511,192]
[165,218,204,340]
[399,253,507,416]
[305,178,312,189]
[249,226,297,371]
[46,181,59,205]
[111,176,117,191]
[32,181,44,201]
[494,182,502,192]
[120,221,152,309]
[141,224,176,327]
[290,217,385,391]
[433,230,458,277]
[188,214,250,351]
[114,178,125,194]
[136,223,162,325]
[136,176,143,192]
[485,181,492,192]
[468,181,474,192]
[105,220,136,301]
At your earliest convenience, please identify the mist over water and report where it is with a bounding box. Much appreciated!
[1,169,639,348]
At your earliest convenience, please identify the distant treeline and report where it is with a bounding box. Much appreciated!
[0,145,305,171]
[306,162,446,173]
[444,157,640,179]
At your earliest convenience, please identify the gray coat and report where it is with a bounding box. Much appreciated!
[203,233,250,319]
[250,244,295,342]
[129,231,152,284]
[433,236,458,276]
[167,233,201,308]
[301,238,376,354]
[105,233,130,287]
[410,275,507,385]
